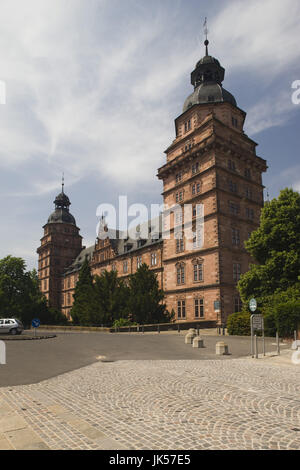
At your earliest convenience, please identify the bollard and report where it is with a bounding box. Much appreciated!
[196,324,200,336]
[158,325,160,334]
[255,334,258,359]
[216,341,229,355]
[142,325,144,334]
[295,330,297,342]
[193,336,204,348]
[276,331,280,356]
[177,324,180,334]
[185,332,196,344]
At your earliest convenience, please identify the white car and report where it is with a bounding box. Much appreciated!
[0,318,24,335]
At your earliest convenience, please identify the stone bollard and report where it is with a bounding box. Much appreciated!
[193,336,204,348]
[185,332,196,344]
[216,341,229,355]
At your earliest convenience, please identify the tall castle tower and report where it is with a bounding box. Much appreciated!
[37,183,83,310]
[157,39,267,324]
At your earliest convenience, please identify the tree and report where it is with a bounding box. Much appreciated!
[94,270,129,326]
[0,256,65,327]
[70,258,100,325]
[127,263,171,325]
[238,188,300,302]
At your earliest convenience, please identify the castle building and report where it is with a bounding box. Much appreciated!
[37,40,267,324]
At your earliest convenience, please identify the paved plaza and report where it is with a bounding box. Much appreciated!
[0,338,299,450]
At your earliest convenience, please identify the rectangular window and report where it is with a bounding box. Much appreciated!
[245,187,253,199]
[177,300,186,319]
[192,162,199,174]
[151,253,157,266]
[137,256,142,268]
[233,263,241,282]
[193,227,203,249]
[176,191,184,203]
[193,263,203,282]
[232,228,240,246]
[246,208,254,220]
[245,168,251,179]
[234,296,242,313]
[229,180,238,193]
[175,211,183,225]
[195,299,204,318]
[232,117,238,128]
[229,201,240,216]
[176,172,182,184]
[176,238,184,253]
[123,261,128,273]
[177,266,185,285]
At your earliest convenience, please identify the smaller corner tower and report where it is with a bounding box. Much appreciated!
[37,179,83,310]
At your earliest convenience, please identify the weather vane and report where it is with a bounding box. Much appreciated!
[203,17,209,55]
[62,172,65,193]
[203,17,208,41]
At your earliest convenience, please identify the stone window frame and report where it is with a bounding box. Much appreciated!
[234,296,242,313]
[191,181,201,196]
[177,299,186,319]
[176,237,184,253]
[192,257,204,283]
[151,252,157,266]
[231,227,240,246]
[175,171,183,184]
[175,262,185,285]
[192,161,200,175]
[175,190,184,203]
[123,260,128,273]
[194,298,204,318]
[233,262,241,282]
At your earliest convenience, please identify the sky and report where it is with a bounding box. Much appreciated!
[0,0,299,270]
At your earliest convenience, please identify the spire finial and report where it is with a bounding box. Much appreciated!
[62,173,65,193]
[203,17,209,56]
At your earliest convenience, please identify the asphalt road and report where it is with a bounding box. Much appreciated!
[0,332,289,387]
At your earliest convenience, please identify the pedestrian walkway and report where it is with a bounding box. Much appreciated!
[0,353,299,450]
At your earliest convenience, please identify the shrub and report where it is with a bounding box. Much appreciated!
[227,312,251,336]
[273,301,300,338]
[112,318,137,329]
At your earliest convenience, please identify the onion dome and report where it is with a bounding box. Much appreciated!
[183,39,237,113]
[47,178,76,225]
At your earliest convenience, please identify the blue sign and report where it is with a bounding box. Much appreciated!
[32,318,40,328]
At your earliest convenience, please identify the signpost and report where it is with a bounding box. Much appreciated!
[31,318,40,337]
[249,299,265,358]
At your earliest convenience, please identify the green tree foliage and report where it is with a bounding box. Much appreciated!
[0,256,67,326]
[227,312,251,336]
[127,263,171,325]
[238,188,300,302]
[94,270,129,326]
[70,258,100,326]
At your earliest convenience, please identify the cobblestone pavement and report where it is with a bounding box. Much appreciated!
[0,356,300,450]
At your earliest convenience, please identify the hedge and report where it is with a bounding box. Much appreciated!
[227,312,251,336]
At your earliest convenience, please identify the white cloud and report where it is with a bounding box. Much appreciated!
[212,0,300,78]
[245,90,298,135]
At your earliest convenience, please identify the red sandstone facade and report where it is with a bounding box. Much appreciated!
[37,42,267,324]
